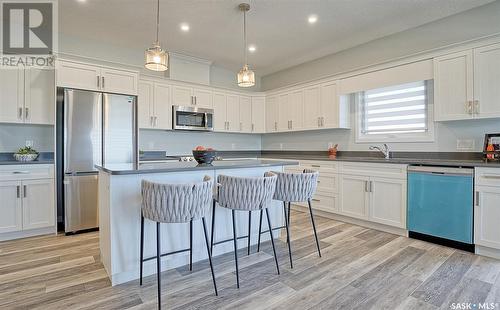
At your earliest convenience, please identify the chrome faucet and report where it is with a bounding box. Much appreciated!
[369,144,391,159]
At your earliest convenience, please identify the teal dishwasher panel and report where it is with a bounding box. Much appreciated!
[407,171,473,244]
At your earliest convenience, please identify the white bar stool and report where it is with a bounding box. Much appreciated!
[140,176,217,309]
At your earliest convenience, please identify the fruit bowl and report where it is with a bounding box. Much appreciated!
[13,153,39,162]
[192,150,217,165]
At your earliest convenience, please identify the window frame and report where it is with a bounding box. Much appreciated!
[355,80,435,143]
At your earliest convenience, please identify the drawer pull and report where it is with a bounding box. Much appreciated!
[13,171,30,174]
[482,175,500,180]
[311,165,321,168]
[312,198,321,202]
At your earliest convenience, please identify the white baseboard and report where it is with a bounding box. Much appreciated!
[0,226,57,242]
[291,204,408,237]
[476,245,500,260]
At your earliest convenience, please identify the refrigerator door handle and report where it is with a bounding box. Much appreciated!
[97,75,100,88]
[101,76,105,89]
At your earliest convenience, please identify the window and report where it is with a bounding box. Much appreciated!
[356,80,434,142]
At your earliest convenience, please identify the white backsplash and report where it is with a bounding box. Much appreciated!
[139,129,262,155]
[0,124,54,152]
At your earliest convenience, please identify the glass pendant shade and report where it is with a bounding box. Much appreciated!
[145,43,168,71]
[237,64,255,87]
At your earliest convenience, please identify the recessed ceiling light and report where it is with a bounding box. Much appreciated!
[248,45,256,52]
[308,15,318,24]
[180,23,190,32]
[76,0,87,3]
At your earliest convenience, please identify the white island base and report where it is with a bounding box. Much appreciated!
[98,163,287,286]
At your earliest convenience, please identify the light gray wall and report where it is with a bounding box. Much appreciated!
[261,1,500,90]
[0,124,54,152]
[139,130,261,155]
[59,33,261,91]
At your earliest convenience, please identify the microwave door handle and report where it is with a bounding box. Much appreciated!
[204,113,208,129]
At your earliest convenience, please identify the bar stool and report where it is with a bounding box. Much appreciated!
[257,169,321,269]
[140,176,218,309]
[210,172,278,288]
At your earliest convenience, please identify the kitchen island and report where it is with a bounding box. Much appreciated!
[96,159,298,285]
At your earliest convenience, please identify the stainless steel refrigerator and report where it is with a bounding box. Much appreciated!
[57,88,137,233]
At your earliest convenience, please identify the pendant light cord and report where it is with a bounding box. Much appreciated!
[156,0,160,44]
[243,9,247,66]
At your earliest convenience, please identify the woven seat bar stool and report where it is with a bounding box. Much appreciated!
[140,176,217,309]
[210,172,278,288]
[257,169,321,269]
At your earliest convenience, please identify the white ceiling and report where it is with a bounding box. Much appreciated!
[59,0,494,76]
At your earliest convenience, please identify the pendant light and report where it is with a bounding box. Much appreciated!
[237,3,255,87]
[145,0,168,71]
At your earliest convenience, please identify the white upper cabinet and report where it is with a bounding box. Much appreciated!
[278,93,290,131]
[192,88,213,109]
[171,85,193,106]
[0,67,54,125]
[57,60,138,95]
[137,80,171,130]
[266,95,279,132]
[289,89,303,131]
[153,83,172,130]
[434,50,474,121]
[473,43,500,119]
[100,67,138,95]
[321,81,346,128]
[251,96,266,133]
[0,68,24,124]
[303,85,321,129]
[172,85,213,108]
[25,68,55,125]
[137,81,154,129]
[226,94,240,132]
[239,96,252,132]
[213,92,227,131]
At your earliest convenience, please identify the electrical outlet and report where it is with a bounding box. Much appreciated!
[25,140,33,147]
[456,139,475,151]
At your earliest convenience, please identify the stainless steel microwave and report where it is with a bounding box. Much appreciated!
[172,106,214,131]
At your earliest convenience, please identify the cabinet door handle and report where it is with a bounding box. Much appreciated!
[370,181,373,192]
[483,175,500,180]
[13,171,29,174]
[365,181,369,192]
[25,107,29,120]
[154,116,158,127]
[101,76,105,89]
[251,123,254,132]
[23,185,27,198]
[321,117,324,127]
[240,122,242,131]
[16,185,20,198]
[475,191,480,206]
[18,107,23,120]
[290,120,293,129]
[195,96,197,105]
[312,198,321,202]
[311,164,321,168]
[274,122,277,131]
[474,100,479,114]
[97,76,100,88]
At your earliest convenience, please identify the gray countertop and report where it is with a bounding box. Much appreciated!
[96,159,299,175]
[260,154,500,168]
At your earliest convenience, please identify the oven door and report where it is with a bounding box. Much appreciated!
[173,106,213,131]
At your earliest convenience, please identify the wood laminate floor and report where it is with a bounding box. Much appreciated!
[1,210,500,310]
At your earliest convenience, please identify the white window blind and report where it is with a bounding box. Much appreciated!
[361,80,429,135]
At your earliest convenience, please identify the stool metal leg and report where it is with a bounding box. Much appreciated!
[247,211,251,255]
[210,200,216,255]
[140,213,144,285]
[265,208,280,275]
[202,217,218,296]
[287,202,291,229]
[156,222,162,309]
[257,209,263,252]
[231,210,240,288]
[189,219,193,271]
[307,199,322,257]
[284,203,293,268]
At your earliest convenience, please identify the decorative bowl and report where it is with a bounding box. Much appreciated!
[13,153,39,162]
[192,150,217,165]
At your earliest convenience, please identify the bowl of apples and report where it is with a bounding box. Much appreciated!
[192,146,217,165]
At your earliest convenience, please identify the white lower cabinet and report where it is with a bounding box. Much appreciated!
[369,177,406,228]
[339,174,370,219]
[474,168,500,257]
[0,165,55,239]
[0,181,23,233]
[22,179,55,230]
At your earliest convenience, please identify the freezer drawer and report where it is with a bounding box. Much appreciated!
[64,173,99,232]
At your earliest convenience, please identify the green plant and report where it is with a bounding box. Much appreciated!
[16,146,38,155]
